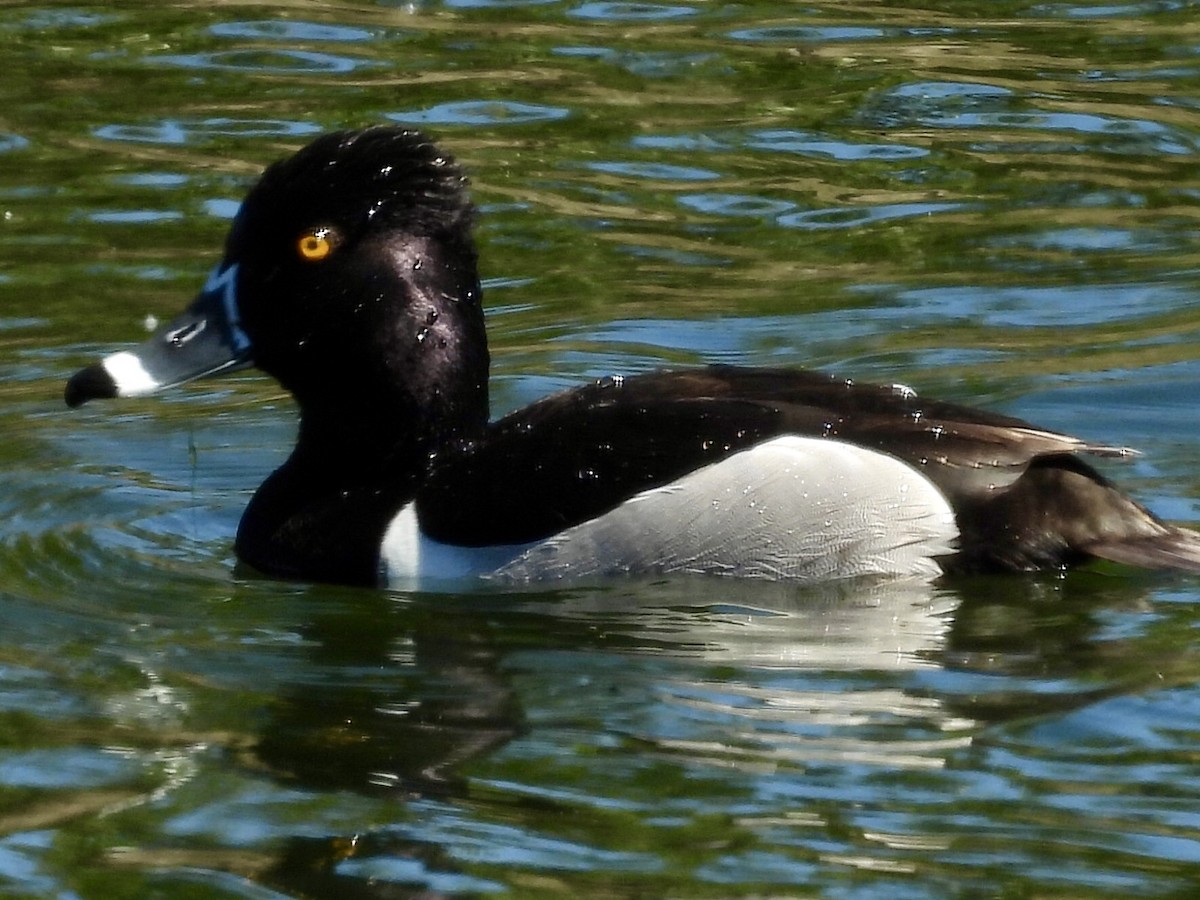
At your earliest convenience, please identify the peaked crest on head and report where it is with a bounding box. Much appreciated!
[231,126,475,246]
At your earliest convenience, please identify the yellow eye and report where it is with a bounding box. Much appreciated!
[297,228,338,262]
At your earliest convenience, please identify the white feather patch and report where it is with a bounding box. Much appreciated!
[381,503,532,589]
[380,435,958,589]
[102,350,162,397]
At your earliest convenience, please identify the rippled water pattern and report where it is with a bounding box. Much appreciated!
[3,0,1200,896]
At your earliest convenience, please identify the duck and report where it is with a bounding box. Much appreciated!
[64,126,1200,588]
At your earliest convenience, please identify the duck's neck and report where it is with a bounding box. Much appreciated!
[237,382,488,587]
[297,386,488,504]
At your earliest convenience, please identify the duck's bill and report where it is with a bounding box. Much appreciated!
[65,265,251,408]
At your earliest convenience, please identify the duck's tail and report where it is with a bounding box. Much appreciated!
[1085,526,1200,574]
[950,455,1200,576]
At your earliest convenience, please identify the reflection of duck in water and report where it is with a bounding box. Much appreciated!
[66,127,1200,587]
[253,593,522,797]
[246,577,970,895]
[250,577,964,806]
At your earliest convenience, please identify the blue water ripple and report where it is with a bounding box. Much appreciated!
[888,81,1013,101]
[88,210,185,225]
[631,129,927,161]
[203,198,243,219]
[388,101,570,126]
[934,110,1197,150]
[569,1,698,20]
[890,282,1188,328]
[16,9,113,29]
[335,856,506,893]
[990,227,1162,253]
[859,80,1013,129]
[553,46,719,77]
[0,133,29,153]
[587,161,721,181]
[870,82,1199,154]
[777,201,964,230]
[448,0,561,7]
[679,193,797,217]
[150,49,374,74]
[94,118,322,145]
[748,129,929,160]
[1027,1,1193,17]
[631,133,733,152]
[728,25,887,42]
[210,20,377,42]
[0,748,142,789]
[0,832,61,898]
[395,803,665,872]
[112,172,190,188]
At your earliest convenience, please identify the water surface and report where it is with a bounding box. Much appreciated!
[3,0,1200,896]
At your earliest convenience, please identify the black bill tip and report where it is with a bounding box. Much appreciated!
[65,364,117,408]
